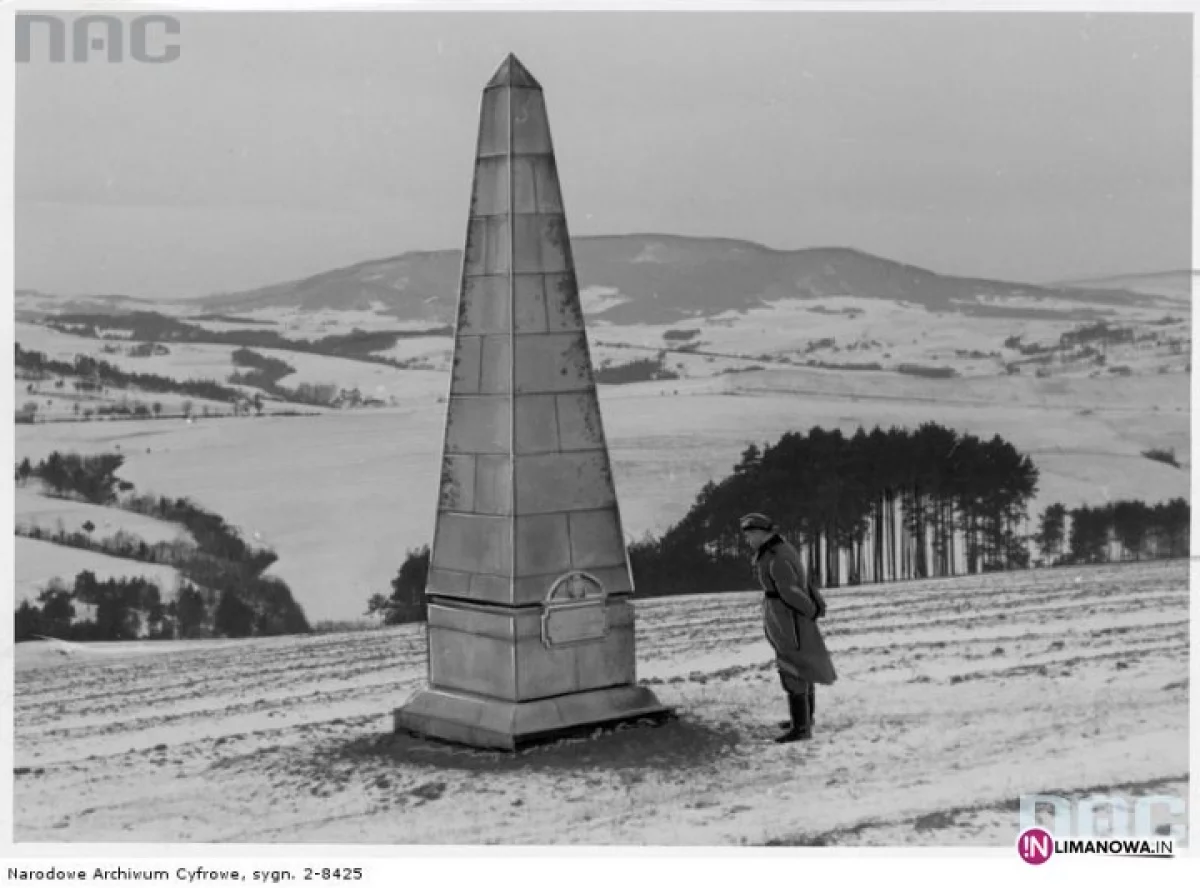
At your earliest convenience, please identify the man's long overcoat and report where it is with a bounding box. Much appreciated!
[754,534,838,686]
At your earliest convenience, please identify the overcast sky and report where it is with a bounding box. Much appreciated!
[15,11,1192,299]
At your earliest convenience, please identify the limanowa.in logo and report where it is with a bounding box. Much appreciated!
[1016,792,1185,864]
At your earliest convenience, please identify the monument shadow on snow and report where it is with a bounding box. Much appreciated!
[331,712,741,775]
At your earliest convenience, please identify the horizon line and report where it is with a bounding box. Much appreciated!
[15,231,1194,302]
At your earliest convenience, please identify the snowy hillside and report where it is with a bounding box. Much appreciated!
[12,560,1187,845]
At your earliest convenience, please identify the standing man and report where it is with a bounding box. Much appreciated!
[740,512,837,743]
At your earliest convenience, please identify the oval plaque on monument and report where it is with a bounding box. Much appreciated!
[541,571,608,648]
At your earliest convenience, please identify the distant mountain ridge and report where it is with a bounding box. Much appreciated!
[193,235,1173,325]
[24,235,1180,325]
[16,289,156,321]
[1055,270,1197,301]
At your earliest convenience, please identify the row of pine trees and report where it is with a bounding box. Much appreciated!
[1036,499,1189,564]
[630,423,1041,596]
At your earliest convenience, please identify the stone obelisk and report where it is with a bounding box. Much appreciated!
[393,54,671,750]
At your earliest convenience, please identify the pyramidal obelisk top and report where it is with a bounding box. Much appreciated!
[427,54,635,607]
[485,52,542,90]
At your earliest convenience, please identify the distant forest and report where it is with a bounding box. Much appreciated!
[595,353,681,384]
[370,422,1189,624]
[14,572,254,643]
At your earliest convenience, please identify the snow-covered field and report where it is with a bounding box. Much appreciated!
[246,346,446,401]
[16,322,113,361]
[14,384,234,422]
[15,537,185,605]
[15,489,191,547]
[16,322,239,382]
[586,295,1189,380]
[15,322,447,406]
[11,560,1187,844]
[234,306,441,339]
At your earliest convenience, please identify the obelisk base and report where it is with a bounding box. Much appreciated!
[394,684,673,751]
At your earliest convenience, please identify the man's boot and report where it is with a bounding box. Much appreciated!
[780,690,818,729]
[772,693,812,743]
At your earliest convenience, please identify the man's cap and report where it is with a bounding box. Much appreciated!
[739,512,774,532]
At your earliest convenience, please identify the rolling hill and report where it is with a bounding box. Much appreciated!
[194,235,1174,325]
